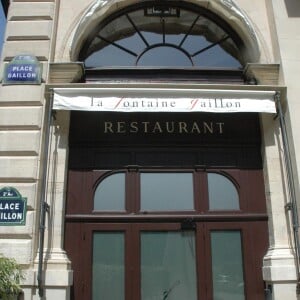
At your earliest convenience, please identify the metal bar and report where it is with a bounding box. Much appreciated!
[192,35,229,57]
[126,14,149,47]
[136,43,193,66]
[162,18,165,44]
[275,92,300,292]
[97,34,138,57]
[37,91,54,298]
[179,15,200,47]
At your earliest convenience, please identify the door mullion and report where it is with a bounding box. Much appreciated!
[197,222,211,300]
[125,225,133,300]
[126,224,141,300]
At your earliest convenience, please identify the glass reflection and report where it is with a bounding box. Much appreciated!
[94,173,125,211]
[138,46,192,66]
[211,231,245,300]
[141,231,197,300]
[93,232,124,300]
[140,173,194,211]
[208,173,239,210]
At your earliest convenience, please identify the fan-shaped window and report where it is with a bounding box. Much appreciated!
[208,173,239,210]
[80,3,244,69]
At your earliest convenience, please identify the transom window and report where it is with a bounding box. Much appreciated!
[93,170,240,212]
[80,2,244,69]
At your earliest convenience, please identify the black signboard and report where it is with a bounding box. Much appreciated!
[69,111,261,146]
[68,111,262,169]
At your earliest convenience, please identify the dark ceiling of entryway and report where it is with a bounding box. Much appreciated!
[1,0,8,16]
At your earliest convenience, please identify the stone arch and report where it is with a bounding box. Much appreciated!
[69,0,261,64]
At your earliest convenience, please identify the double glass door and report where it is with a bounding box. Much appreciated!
[89,223,247,300]
[65,168,268,300]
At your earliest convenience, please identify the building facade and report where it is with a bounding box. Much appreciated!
[0,0,300,299]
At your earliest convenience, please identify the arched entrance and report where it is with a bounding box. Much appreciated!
[63,1,269,299]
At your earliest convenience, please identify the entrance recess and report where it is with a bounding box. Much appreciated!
[64,111,268,300]
[63,2,272,299]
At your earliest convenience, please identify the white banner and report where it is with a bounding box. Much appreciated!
[53,88,277,113]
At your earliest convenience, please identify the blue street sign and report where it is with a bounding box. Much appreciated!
[3,55,42,85]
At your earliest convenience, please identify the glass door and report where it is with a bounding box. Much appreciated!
[77,221,266,300]
[88,223,199,300]
[140,230,197,300]
[65,168,268,300]
[93,232,125,300]
[210,230,245,300]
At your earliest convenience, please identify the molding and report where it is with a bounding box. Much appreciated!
[219,0,257,40]
[244,63,280,85]
[49,62,84,83]
[263,246,297,282]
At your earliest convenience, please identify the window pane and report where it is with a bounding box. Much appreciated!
[85,45,136,67]
[211,231,245,300]
[93,232,124,300]
[208,173,239,210]
[140,173,194,211]
[192,44,242,68]
[94,173,125,211]
[138,46,192,67]
[141,231,197,300]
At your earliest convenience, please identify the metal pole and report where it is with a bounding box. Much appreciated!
[37,91,53,298]
[275,92,300,292]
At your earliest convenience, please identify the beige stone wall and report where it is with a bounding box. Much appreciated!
[55,0,93,61]
[0,1,73,298]
[270,0,300,197]
[1,0,300,299]
[0,0,54,252]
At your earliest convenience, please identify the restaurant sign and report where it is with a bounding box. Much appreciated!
[53,88,277,114]
[3,55,42,85]
[0,187,27,226]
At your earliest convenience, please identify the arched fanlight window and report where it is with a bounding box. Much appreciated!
[79,2,244,69]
